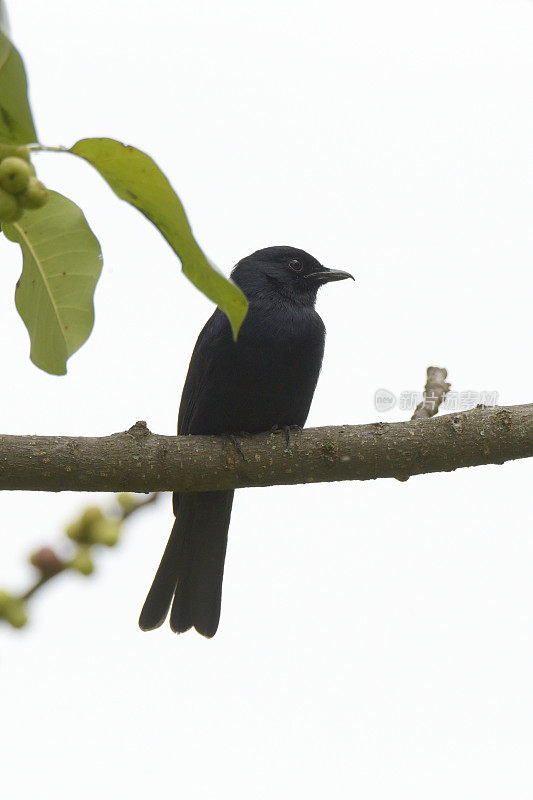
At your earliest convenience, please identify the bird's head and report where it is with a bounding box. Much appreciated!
[231,246,354,306]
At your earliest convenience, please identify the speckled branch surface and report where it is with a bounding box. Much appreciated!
[0,405,531,493]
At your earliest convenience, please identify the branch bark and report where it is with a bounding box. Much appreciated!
[0,405,531,493]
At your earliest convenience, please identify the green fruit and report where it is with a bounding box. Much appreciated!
[3,598,27,628]
[66,520,83,542]
[93,519,122,547]
[0,144,30,162]
[82,507,105,526]
[0,187,22,222]
[19,177,49,209]
[67,506,104,544]
[117,493,137,513]
[0,156,33,194]
[0,590,13,614]
[0,592,27,628]
[70,546,94,576]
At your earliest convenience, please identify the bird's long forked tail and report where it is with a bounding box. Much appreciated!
[139,490,234,638]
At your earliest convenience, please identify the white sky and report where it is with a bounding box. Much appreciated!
[0,1,532,797]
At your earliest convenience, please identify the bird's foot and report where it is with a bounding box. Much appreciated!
[284,424,303,449]
[270,424,303,450]
[225,433,248,462]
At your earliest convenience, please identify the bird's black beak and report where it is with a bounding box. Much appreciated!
[307,268,355,284]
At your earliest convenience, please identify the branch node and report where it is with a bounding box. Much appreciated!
[127,420,151,436]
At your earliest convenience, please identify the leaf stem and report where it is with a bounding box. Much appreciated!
[28,144,69,153]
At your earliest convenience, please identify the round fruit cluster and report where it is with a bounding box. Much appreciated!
[0,144,49,224]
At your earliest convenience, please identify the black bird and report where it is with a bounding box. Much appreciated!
[139,246,353,637]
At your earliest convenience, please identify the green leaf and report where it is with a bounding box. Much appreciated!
[70,137,248,338]
[3,191,103,375]
[0,27,37,144]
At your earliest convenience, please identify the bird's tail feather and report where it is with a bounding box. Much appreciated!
[139,491,234,637]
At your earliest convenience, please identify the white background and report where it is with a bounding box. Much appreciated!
[0,1,532,797]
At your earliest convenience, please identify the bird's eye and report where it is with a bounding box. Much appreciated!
[288,259,303,273]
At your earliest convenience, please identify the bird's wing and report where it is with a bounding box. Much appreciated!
[177,309,231,436]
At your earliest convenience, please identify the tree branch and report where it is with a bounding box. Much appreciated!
[0,405,531,493]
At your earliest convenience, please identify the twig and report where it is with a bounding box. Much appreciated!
[411,366,451,420]
[3,494,159,622]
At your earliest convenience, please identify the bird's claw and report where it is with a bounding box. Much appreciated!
[285,424,303,449]
[226,433,247,462]
[270,424,302,449]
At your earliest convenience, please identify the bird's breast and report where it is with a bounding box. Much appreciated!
[220,306,325,432]
[181,304,326,436]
